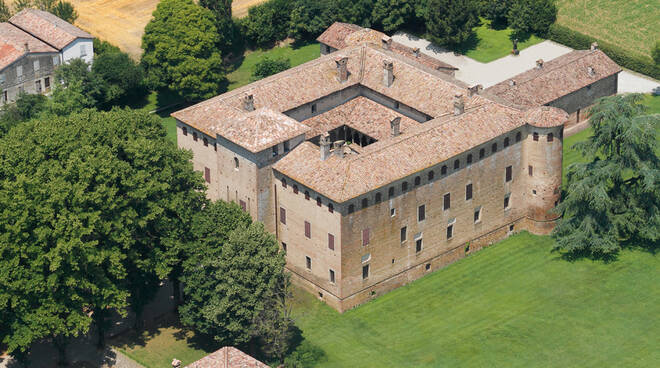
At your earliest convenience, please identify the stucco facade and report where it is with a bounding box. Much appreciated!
[1,52,57,105]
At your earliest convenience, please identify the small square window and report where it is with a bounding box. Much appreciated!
[465,183,472,200]
[362,198,368,209]
[467,154,473,164]
[418,205,425,222]
[317,197,322,207]
[506,166,512,182]
[284,140,290,152]
[293,185,298,194]
[328,233,334,250]
[329,269,335,283]
[454,160,460,169]
[441,165,447,175]
[443,193,451,210]
[474,207,481,223]
[528,165,533,176]
[362,264,370,279]
[279,207,286,224]
[305,221,311,238]
[304,191,310,200]
[362,228,370,246]
[548,133,554,142]
[516,132,522,142]
[504,137,510,147]
[282,242,287,252]
[272,145,278,157]
[402,182,408,191]
[533,132,539,141]
[375,192,382,202]
[504,194,511,209]
[425,263,431,271]
[415,238,423,253]
[428,171,435,180]
[306,256,312,270]
[446,224,453,239]
[414,176,421,186]
[532,189,537,195]
[388,187,395,198]
[492,143,497,153]
[400,226,407,242]
[390,208,396,217]
[311,103,317,113]
[182,126,188,136]
[479,148,485,158]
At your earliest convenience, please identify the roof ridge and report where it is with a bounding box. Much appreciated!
[505,50,594,85]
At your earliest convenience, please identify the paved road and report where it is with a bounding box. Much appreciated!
[392,32,660,94]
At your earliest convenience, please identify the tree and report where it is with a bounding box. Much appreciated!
[371,0,415,33]
[0,0,10,22]
[49,58,106,114]
[552,94,660,257]
[142,0,224,101]
[179,219,292,357]
[50,0,78,23]
[252,56,291,81]
[288,0,335,41]
[93,51,147,107]
[199,0,235,53]
[0,109,206,359]
[507,0,556,35]
[13,0,78,23]
[483,0,512,26]
[0,93,48,138]
[241,0,293,47]
[652,40,660,65]
[426,0,479,46]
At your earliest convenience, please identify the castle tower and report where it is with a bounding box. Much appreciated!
[522,106,568,234]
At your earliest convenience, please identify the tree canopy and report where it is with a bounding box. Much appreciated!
[0,109,205,357]
[252,56,291,81]
[0,0,10,22]
[426,0,479,46]
[507,0,556,35]
[553,94,660,257]
[142,0,225,101]
[12,0,78,23]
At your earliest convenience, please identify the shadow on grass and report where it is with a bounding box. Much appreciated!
[550,236,658,263]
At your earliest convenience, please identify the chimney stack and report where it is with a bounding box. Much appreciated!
[453,94,465,116]
[320,133,331,161]
[243,94,254,111]
[587,66,595,76]
[24,42,29,52]
[468,84,482,97]
[536,59,544,69]
[412,47,420,58]
[390,117,401,137]
[383,60,394,87]
[509,80,516,87]
[590,42,598,51]
[335,56,348,82]
[381,36,392,50]
[333,140,345,158]
[172,359,181,368]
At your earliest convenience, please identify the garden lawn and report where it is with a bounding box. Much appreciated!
[455,19,544,63]
[226,43,320,91]
[290,232,659,367]
[555,0,660,59]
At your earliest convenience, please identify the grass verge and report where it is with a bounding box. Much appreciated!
[454,19,544,63]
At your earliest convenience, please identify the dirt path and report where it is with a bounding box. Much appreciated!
[8,0,268,59]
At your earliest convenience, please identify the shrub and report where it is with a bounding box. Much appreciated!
[241,0,293,47]
[507,0,556,35]
[252,56,291,81]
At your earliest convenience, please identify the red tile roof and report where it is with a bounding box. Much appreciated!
[485,50,621,109]
[316,22,364,50]
[9,9,93,50]
[0,22,57,71]
[185,347,268,368]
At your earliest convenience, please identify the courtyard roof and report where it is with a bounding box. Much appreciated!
[0,22,57,71]
[485,49,622,109]
[9,9,93,50]
[185,346,268,368]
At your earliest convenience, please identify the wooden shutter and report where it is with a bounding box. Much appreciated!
[362,228,370,246]
[279,207,286,224]
[204,167,210,183]
[305,221,311,238]
[328,233,335,250]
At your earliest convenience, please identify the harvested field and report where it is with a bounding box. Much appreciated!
[7,0,268,59]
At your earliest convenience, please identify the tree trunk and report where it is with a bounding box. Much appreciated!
[94,309,107,349]
[54,336,67,367]
[172,277,181,305]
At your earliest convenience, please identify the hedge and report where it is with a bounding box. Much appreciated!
[547,23,660,80]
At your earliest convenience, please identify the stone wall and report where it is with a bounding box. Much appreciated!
[548,73,618,128]
[1,53,58,105]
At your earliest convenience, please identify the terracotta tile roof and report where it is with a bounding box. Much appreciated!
[485,49,621,109]
[9,9,93,50]
[274,102,545,202]
[185,346,268,368]
[317,22,457,73]
[302,96,420,140]
[524,106,569,128]
[317,22,364,49]
[0,22,57,71]
[219,108,310,153]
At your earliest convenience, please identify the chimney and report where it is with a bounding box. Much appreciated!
[172,359,181,368]
[320,133,331,161]
[333,140,345,158]
[412,47,420,58]
[468,84,482,97]
[24,42,29,52]
[381,36,392,50]
[243,94,254,111]
[335,56,348,82]
[587,66,595,76]
[536,59,544,69]
[453,94,464,116]
[390,117,401,137]
[590,42,598,51]
[509,80,516,87]
[383,60,394,87]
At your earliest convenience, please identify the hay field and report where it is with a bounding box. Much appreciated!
[556,0,660,58]
[7,0,268,59]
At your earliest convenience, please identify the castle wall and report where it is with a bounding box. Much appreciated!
[547,73,618,128]
[176,121,220,200]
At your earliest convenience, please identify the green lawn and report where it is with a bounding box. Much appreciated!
[226,43,321,91]
[556,0,660,59]
[454,19,544,63]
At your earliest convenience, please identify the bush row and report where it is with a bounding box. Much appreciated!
[547,23,660,80]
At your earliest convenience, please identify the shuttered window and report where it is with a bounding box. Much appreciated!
[465,184,472,200]
[279,207,286,224]
[204,167,210,183]
[328,233,335,250]
[305,221,311,238]
[362,228,370,246]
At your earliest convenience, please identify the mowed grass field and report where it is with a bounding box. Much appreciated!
[555,0,660,58]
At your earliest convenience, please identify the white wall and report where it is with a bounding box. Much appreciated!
[61,38,94,66]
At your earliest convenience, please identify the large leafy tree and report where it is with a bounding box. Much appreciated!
[92,51,146,107]
[199,0,234,53]
[483,0,512,26]
[507,0,556,35]
[142,0,224,101]
[553,94,660,257]
[241,0,293,47]
[0,109,205,360]
[426,0,479,46]
[371,0,415,33]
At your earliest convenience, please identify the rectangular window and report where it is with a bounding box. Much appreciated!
[362,228,370,246]
[0,73,4,84]
[446,224,453,239]
[283,140,290,152]
[328,233,334,250]
[506,166,512,182]
[33,60,40,71]
[329,269,335,283]
[2,90,7,103]
[465,183,473,200]
[415,238,422,253]
[44,77,50,90]
[362,264,369,279]
[418,205,425,222]
[282,242,287,252]
[239,200,246,211]
[34,80,41,93]
[53,55,59,66]
[443,193,451,210]
[305,221,311,238]
[474,207,481,223]
[504,194,510,209]
[272,145,278,157]
[204,167,211,183]
[17,65,23,77]
[306,256,311,270]
[311,103,317,113]
[279,207,286,224]
[528,165,533,176]
[80,44,87,57]
[400,226,407,242]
